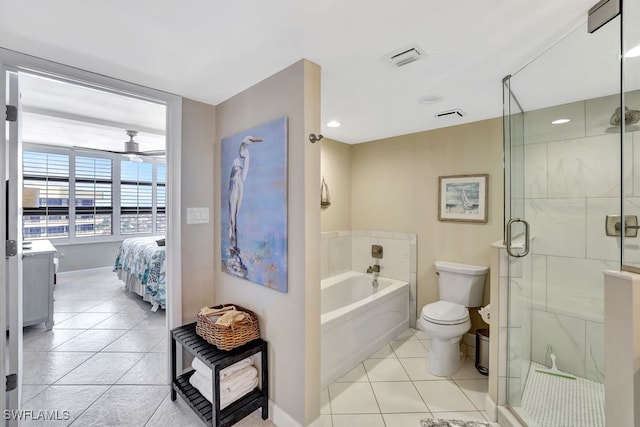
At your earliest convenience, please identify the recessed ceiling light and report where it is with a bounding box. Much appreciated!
[326,120,342,128]
[626,43,640,58]
[551,119,571,125]
[419,95,444,105]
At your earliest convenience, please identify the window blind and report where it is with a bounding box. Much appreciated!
[75,156,113,237]
[22,151,70,239]
[120,160,153,234]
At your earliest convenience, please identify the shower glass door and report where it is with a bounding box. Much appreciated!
[504,15,621,426]
[622,0,640,271]
[503,73,535,426]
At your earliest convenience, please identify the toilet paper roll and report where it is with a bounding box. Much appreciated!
[478,304,491,324]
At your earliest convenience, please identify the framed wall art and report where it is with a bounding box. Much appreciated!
[221,116,288,292]
[438,174,488,223]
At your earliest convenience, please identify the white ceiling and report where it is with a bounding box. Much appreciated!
[0,0,616,145]
[19,74,166,152]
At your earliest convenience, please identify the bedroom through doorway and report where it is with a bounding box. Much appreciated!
[15,70,175,423]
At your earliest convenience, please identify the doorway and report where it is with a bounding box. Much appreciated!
[1,49,183,424]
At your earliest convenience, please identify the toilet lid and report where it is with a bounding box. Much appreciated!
[422,301,469,325]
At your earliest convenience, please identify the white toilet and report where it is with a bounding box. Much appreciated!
[417,261,488,376]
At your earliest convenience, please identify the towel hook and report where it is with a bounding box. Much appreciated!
[309,133,324,143]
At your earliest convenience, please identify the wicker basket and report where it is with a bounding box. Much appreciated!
[196,304,260,351]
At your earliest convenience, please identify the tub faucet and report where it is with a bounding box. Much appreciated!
[366,265,380,273]
[367,264,380,288]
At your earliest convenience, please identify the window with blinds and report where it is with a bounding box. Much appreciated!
[22,145,166,241]
[23,151,70,239]
[75,156,113,237]
[121,160,154,234]
[156,163,166,233]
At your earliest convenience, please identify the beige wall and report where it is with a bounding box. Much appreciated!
[351,118,503,331]
[181,98,216,322]
[320,138,352,231]
[214,60,321,425]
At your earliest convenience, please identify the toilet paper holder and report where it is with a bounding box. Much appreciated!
[478,305,491,324]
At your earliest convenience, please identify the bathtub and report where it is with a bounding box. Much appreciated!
[320,271,409,390]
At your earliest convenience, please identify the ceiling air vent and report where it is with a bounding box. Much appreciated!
[384,44,425,68]
[435,109,465,119]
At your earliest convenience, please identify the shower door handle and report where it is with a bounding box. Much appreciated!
[506,218,530,258]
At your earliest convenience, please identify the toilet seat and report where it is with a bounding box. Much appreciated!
[422,301,469,325]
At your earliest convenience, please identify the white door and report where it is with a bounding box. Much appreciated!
[3,67,23,426]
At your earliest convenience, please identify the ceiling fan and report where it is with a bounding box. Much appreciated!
[74,130,165,158]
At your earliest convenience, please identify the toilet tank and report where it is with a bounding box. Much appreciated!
[436,261,488,307]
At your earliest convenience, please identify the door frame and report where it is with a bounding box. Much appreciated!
[0,47,183,407]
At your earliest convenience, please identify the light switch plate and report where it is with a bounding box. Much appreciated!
[187,207,210,224]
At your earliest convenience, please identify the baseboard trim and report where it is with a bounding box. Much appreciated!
[57,266,114,277]
[270,401,302,427]
[485,395,497,421]
[308,414,332,427]
[497,405,526,427]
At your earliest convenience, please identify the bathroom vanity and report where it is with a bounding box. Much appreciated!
[22,239,56,329]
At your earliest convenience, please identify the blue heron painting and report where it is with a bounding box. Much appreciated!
[221,117,288,292]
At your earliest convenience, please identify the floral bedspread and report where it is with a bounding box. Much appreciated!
[113,236,166,309]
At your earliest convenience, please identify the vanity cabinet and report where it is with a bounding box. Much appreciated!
[22,239,56,329]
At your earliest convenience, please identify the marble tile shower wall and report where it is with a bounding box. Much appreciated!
[321,230,418,326]
[517,92,640,383]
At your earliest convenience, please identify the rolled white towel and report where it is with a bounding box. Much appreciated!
[192,357,253,381]
[220,377,259,409]
[188,370,211,401]
[220,366,258,393]
[188,370,259,409]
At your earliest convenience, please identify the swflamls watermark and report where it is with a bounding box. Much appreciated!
[3,410,71,421]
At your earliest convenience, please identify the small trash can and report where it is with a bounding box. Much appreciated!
[475,328,489,375]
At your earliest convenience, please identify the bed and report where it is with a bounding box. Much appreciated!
[113,236,166,311]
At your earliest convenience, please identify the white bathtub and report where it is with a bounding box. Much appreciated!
[320,271,409,390]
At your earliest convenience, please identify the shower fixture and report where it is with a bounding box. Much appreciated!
[605,106,640,133]
[609,106,640,126]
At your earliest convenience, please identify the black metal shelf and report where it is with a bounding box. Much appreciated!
[171,322,268,427]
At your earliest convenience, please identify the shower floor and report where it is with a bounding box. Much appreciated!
[515,362,604,427]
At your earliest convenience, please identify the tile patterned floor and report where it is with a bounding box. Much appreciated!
[20,270,492,426]
[318,328,494,427]
[21,269,275,427]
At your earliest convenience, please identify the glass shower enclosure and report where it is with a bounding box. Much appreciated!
[501,0,640,423]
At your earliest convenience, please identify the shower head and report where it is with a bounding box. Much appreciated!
[610,106,640,126]
[605,106,640,133]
